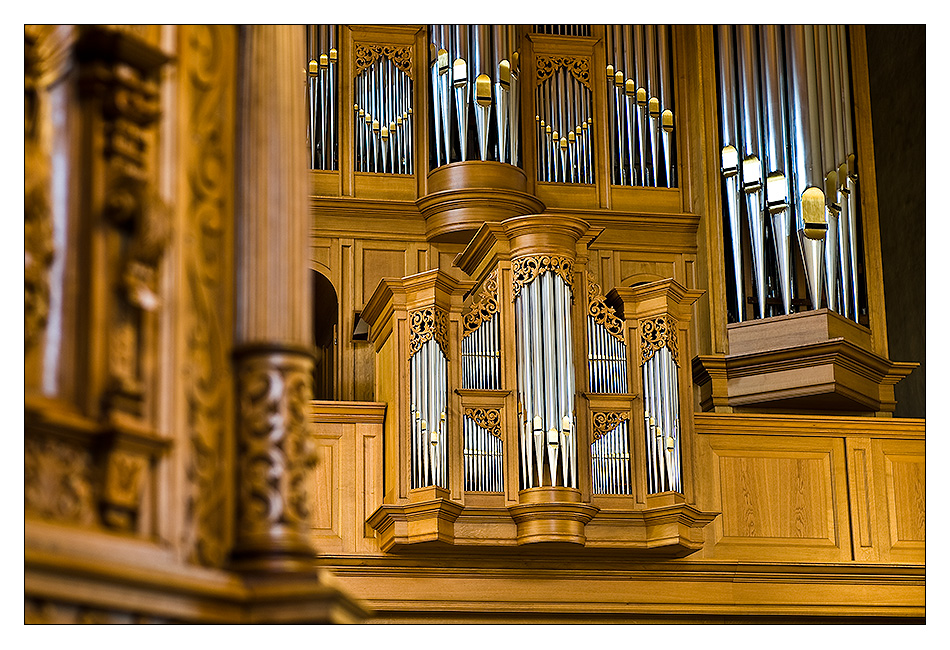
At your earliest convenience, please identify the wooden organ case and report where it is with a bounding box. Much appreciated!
[308,24,923,622]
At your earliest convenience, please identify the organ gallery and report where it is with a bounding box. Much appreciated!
[24,24,925,623]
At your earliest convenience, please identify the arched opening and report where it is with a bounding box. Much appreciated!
[312,270,337,400]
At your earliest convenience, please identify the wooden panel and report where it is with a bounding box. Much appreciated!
[718,454,831,539]
[873,438,925,563]
[361,427,382,546]
[359,245,407,305]
[312,425,344,553]
[701,434,851,562]
[846,437,878,562]
[618,259,677,286]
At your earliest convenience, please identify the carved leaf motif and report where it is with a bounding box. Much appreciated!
[511,254,575,299]
[591,411,630,442]
[587,279,625,343]
[183,24,231,568]
[463,408,502,439]
[640,314,679,366]
[536,55,591,89]
[354,43,413,80]
[236,355,316,536]
[409,306,449,357]
[463,270,499,336]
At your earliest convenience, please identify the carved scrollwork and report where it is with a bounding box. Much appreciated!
[591,411,630,443]
[24,435,97,526]
[354,43,413,79]
[236,352,317,537]
[511,254,575,300]
[463,270,499,336]
[409,306,449,357]
[640,314,679,366]
[183,24,233,568]
[587,279,625,343]
[463,408,502,439]
[536,55,591,90]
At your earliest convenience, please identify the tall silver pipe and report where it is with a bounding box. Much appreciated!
[515,293,529,488]
[453,25,470,162]
[787,24,827,310]
[645,25,661,187]
[829,25,852,320]
[759,24,793,316]
[473,24,492,161]
[530,277,545,483]
[657,24,675,187]
[838,25,860,321]
[717,25,745,322]
[817,25,840,314]
[736,25,767,319]
[562,278,576,487]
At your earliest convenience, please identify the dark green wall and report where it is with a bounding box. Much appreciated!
[865,25,926,418]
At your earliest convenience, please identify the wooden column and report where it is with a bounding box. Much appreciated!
[231,25,319,574]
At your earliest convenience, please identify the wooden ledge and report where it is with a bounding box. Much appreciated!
[25,519,370,623]
[694,341,917,414]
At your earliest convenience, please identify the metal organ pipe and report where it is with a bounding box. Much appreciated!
[716,24,861,323]
[307,25,338,170]
[514,268,577,489]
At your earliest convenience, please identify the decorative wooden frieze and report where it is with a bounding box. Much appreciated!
[409,305,449,356]
[587,279,625,343]
[181,24,235,569]
[354,43,413,79]
[591,411,630,442]
[462,270,499,336]
[24,435,98,527]
[463,407,502,438]
[233,347,318,569]
[640,314,679,366]
[535,55,591,89]
[511,254,575,299]
[72,26,171,421]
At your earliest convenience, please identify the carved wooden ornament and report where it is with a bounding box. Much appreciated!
[511,254,574,299]
[409,306,449,357]
[640,314,679,366]
[463,270,499,336]
[591,411,630,442]
[354,43,413,79]
[536,55,591,90]
[463,407,502,439]
[587,279,625,343]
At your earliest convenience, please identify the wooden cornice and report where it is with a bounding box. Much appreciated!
[25,519,371,623]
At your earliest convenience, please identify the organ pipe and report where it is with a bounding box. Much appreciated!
[716,24,863,322]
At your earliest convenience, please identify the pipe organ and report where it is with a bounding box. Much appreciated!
[535,56,594,183]
[604,25,676,187]
[24,22,924,625]
[428,25,520,167]
[409,306,448,488]
[354,42,414,174]
[716,25,863,322]
[512,254,578,489]
[307,25,338,170]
